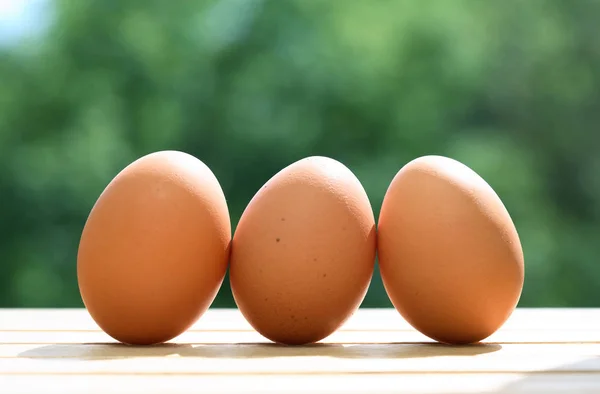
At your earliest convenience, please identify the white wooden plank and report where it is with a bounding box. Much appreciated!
[0,373,531,394]
[1,343,599,374]
[2,309,599,393]
[1,342,599,361]
[2,327,600,345]
[2,308,600,332]
[4,373,600,394]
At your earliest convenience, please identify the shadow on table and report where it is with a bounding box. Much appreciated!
[18,342,501,361]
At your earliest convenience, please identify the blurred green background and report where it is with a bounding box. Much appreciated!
[1,0,599,308]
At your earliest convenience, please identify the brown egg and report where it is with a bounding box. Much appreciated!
[230,156,376,345]
[77,151,230,345]
[378,155,524,344]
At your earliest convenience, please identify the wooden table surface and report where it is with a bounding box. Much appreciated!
[1,308,599,393]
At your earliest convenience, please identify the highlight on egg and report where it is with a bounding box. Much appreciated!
[77,150,231,345]
[230,156,377,345]
[377,155,524,345]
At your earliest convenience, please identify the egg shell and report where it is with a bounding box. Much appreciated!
[77,151,231,345]
[377,155,524,345]
[230,156,377,345]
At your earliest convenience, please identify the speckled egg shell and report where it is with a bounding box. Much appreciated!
[230,156,377,345]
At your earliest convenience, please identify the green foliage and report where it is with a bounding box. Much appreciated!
[0,0,599,307]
